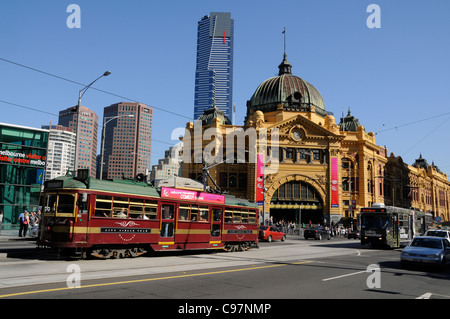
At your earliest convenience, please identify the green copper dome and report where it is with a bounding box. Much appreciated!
[338,109,361,132]
[246,55,326,117]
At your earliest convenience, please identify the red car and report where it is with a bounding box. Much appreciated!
[259,226,286,242]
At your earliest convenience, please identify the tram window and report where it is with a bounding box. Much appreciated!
[190,205,199,221]
[57,195,76,215]
[77,193,88,214]
[114,196,129,203]
[212,208,221,221]
[112,197,129,218]
[162,204,174,220]
[224,210,233,223]
[113,207,128,218]
[179,205,190,221]
[248,212,256,224]
[241,211,249,224]
[199,206,209,222]
[144,200,157,219]
[44,194,57,214]
[129,205,143,218]
[130,198,144,204]
[95,196,112,217]
[233,210,241,223]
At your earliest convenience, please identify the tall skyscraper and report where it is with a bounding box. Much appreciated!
[58,106,99,177]
[101,102,152,180]
[194,12,234,120]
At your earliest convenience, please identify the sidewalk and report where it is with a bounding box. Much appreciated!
[0,229,36,241]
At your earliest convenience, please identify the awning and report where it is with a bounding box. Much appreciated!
[270,204,323,210]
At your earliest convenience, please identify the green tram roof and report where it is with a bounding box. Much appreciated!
[46,176,257,209]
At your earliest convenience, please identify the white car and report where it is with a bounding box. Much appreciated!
[424,229,450,241]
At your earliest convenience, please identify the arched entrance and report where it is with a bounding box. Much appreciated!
[268,178,324,226]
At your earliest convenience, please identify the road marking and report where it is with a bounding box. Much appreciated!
[0,260,313,298]
[322,270,367,282]
[416,292,450,299]
[416,292,432,299]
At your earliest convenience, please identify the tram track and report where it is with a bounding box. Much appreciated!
[0,239,360,291]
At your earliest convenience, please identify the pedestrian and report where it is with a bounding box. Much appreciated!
[23,212,30,237]
[18,210,28,237]
[29,211,37,229]
[36,209,41,225]
[0,210,3,235]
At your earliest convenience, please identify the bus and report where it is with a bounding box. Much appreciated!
[360,204,432,249]
[38,171,259,259]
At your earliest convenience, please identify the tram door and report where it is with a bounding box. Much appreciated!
[210,207,222,241]
[392,213,399,248]
[160,203,175,240]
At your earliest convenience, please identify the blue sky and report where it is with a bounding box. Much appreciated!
[1,0,449,173]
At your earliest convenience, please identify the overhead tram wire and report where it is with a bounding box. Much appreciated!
[1,98,179,148]
[375,111,450,135]
[0,57,192,120]
[401,115,450,157]
[0,99,58,117]
[0,57,190,152]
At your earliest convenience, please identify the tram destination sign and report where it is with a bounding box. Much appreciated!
[161,187,225,204]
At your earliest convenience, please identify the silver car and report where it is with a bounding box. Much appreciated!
[400,236,450,270]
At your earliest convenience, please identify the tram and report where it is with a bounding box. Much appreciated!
[38,170,259,259]
[360,203,433,249]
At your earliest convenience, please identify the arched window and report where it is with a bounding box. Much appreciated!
[272,181,322,204]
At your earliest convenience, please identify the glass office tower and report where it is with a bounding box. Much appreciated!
[0,123,49,229]
[194,12,234,120]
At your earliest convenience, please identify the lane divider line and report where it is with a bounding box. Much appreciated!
[322,270,367,282]
[0,260,313,298]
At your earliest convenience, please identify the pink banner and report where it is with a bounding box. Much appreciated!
[161,187,225,204]
[331,157,339,207]
[256,154,264,203]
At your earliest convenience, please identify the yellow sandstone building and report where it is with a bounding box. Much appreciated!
[182,54,450,226]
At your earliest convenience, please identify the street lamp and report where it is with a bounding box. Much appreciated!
[99,114,134,180]
[72,71,111,172]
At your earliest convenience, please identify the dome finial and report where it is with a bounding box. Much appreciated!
[278,27,292,75]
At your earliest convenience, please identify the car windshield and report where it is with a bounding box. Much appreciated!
[260,226,269,231]
[410,238,442,249]
[426,231,447,238]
